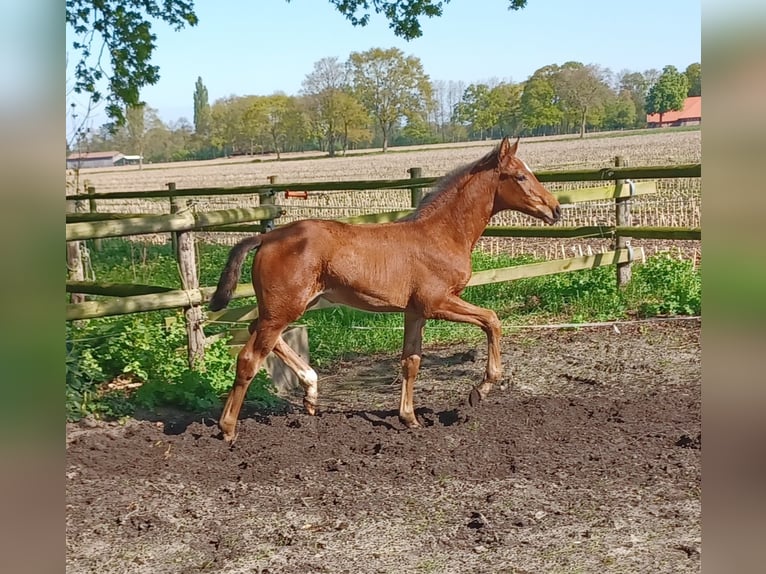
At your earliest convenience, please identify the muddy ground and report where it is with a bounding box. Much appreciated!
[66,319,701,574]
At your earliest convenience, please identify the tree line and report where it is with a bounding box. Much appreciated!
[68,49,700,164]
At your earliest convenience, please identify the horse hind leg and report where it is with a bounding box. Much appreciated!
[399,313,425,428]
[219,320,284,441]
[271,335,319,415]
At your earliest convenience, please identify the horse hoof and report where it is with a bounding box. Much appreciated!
[303,399,317,416]
[468,388,482,407]
[399,415,421,429]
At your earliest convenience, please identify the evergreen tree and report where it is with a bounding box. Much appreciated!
[193,77,211,138]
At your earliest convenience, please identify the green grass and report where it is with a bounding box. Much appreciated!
[66,238,700,420]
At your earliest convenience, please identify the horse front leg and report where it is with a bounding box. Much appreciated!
[429,295,503,407]
[399,313,426,428]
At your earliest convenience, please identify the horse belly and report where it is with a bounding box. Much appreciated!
[319,288,407,313]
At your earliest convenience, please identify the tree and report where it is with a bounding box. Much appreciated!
[493,82,524,137]
[603,90,637,130]
[315,0,528,39]
[685,63,701,97]
[347,47,432,151]
[431,80,466,142]
[453,84,494,139]
[398,113,437,145]
[210,95,256,155]
[261,94,305,158]
[618,70,653,128]
[236,94,308,157]
[453,81,522,139]
[301,57,350,156]
[67,0,198,126]
[335,92,371,152]
[193,77,211,138]
[67,1,531,125]
[554,62,611,138]
[646,65,690,125]
[520,75,562,136]
[125,103,147,168]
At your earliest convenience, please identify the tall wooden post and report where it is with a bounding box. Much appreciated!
[408,167,425,207]
[167,182,178,255]
[170,191,206,368]
[66,195,85,304]
[261,176,277,232]
[87,185,101,252]
[614,156,632,287]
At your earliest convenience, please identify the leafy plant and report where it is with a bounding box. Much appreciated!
[66,338,133,421]
[65,312,276,421]
[628,253,701,316]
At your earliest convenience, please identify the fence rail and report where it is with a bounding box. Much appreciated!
[64,164,701,202]
[66,205,282,241]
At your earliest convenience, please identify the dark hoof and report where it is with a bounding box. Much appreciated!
[468,388,482,408]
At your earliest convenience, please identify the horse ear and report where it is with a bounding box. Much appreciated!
[498,137,510,163]
[509,136,520,156]
[498,136,516,169]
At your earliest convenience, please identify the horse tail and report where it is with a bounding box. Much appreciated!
[209,235,264,311]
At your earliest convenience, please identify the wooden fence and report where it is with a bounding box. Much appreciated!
[66,159,701,367]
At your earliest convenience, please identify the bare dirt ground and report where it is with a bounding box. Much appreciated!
[66,319,700,573]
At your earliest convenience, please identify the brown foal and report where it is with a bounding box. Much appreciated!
[209,137,561,441]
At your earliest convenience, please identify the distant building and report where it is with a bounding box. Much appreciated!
[66,150,131,169]
[646,96,701,128]
[121,155,143,166]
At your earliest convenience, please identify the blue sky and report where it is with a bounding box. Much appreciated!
[66,0,701,131]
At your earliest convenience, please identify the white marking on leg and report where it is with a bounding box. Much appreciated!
[300,369,318,402]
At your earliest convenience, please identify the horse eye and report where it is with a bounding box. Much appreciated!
[515,173,527,182]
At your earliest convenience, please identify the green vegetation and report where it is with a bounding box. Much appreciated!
[646,65,690,124]
[66,240,700,422]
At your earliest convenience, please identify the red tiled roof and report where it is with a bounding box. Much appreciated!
[66,150,123,160]
[646,96,701,123]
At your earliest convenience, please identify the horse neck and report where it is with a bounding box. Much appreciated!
[414,170,497,252]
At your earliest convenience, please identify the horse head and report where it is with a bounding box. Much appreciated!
[491,137,561,224]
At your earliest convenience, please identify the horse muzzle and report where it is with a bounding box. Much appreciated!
[544,204,562,224]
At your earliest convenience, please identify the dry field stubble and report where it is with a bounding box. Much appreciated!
[67,130,701,259]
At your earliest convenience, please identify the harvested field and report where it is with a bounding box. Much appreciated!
[66,129,701,258]
[66,319,701,573]
[70,130,701,192]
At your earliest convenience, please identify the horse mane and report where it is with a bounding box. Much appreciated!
[403,143,501,221]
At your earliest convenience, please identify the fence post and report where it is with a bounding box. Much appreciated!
[167,182,178,256]
[66,191,86,304]
[170,191,206,368]
[614,156,632,287]
[408,167,425,207]
[87,184,102,252]
[261,176,277,231]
